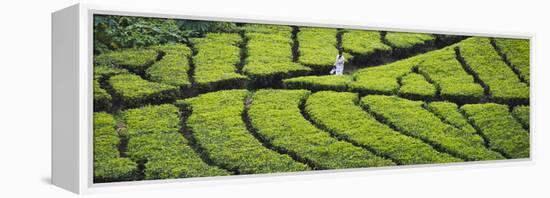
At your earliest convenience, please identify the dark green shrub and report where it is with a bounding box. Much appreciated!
[306,91,461,165]
[249,89,394,169]
[93,78,112,112]
[109,74,179,108]
[361,95,503,161]
[461,103,529,158]
[179,90,309,174]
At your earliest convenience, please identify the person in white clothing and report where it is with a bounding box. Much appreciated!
[330,52,345,75]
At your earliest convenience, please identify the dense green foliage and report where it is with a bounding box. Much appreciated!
[297,27,339,69]
[461,103,530,158]
[283,75,352,92]
[109,74,179,108]
[384,32,435,49]
[416,48,484,102]
[123,104,230,179]
[249,89,395,169]
[93,79,112,111]
[146,44,192,87]
[426,102,477,135]
[180,90,309,174]
[243,25,310,83]
[398,73,436,99]
[351,56,420,95]
[93,112,137,182]
[493,38,530,83]
[458,37,529,103]
[193,33,248,90]
[342,30,391,55]
[512,105,530,129]
[95,48,158,74]
[306,91,461,165]
[361,95,503,161]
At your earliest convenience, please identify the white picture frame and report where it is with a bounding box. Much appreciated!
[52,3,534,194]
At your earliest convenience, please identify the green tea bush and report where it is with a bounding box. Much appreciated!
[93,112,137,182]
[109,74,179,108]
[458,37,529,104]
[193,33,248,91]
[145,43,193,88]
[426,102,477,135]
[512,105,530,129]
[342,30,391,55]
[94,48,159,75]
[350,57,420,95]
[493,38,530,83]
[248,89,394,169]
[361,95,504,161]
[306,91,461,165]
[398,73,436,100]
[342,30,391,64]
[283,75,352,92]
[461,103,530,158]
[384,32,435,57]
[385,32,435,49]
[297,27,338,72]
[416,48,484,103]
[94,78,112,112]
[94,65,129,81]
[243,25,310,86]
[179,90,309,174]
[123,104,230,179]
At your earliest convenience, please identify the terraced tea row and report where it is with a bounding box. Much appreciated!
[93,89,529,182]
[284,37,529,105]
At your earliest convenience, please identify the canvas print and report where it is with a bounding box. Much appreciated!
[92,14,530,183]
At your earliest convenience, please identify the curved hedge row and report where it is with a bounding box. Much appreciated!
[242,24,310,86]
[146,44,192,88]
[361,95,504,161]
[283,75,352,92]
[193,33,248,91]
[385,32,435,49]
[461,103,530,158]
[398,72,436,100]
[426,102,477,135]
[297,27,339,72]
[109,74,179,108]
[123,104,230,179]
[248,89,395,169]
[94,78,112,112]
[417,48,485,102]
[342,30,391,56]
[94,48,158,75]
[512,105,530,129]
[351,57,420,95]
[458,38,529,104]
[93,112,137,183]
[305,91,461,165]
[179,90,309,174]
[493,38,530,83]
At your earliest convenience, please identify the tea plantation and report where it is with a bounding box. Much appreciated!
[93,24,530,183]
